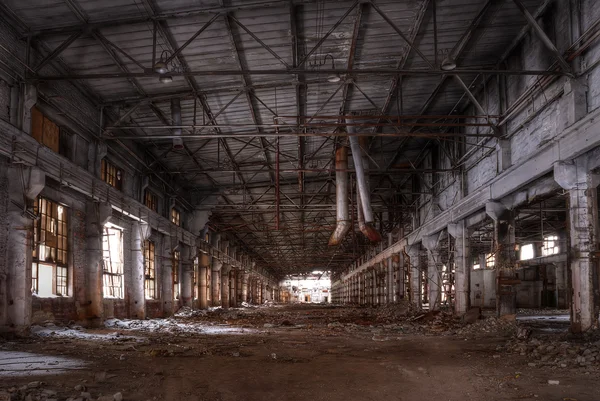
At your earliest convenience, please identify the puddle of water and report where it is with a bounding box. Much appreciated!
[0,351,88,378]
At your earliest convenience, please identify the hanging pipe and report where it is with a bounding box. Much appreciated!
[347,119,381,243]
[328,146,350,246]
[171,98,184,150]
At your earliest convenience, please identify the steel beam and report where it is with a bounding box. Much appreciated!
[511,0,572,74]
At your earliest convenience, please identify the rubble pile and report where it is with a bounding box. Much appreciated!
[455,316,518,337]
[0,382,124,401]
[505,336,600,371]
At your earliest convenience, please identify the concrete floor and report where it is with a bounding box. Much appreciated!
[0,305,598,401]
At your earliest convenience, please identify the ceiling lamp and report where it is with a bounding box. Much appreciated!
[325,54,341,83]
[159,75,173,84]
[154,50,171,75]
[441,54,457,71]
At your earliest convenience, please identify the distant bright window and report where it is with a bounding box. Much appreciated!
[32,197,68,297]
[144,240,156,299]
[485,253,495,268]
[172,250,180,300]
[102,223,124,299]
[193,257,199,300]
[542,235,559,256]
[520,243,535,260]
[171,208,180,226]
[101,159,123,191]
[473,260,481,270]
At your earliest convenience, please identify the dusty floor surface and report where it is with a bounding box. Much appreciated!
[1,304,599,401]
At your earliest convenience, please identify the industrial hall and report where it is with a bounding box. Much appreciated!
[0,0,599,400]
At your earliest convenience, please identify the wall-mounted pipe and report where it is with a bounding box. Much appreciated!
[347,119,381,243]
[171,98,184,150]
[328,146,350,246]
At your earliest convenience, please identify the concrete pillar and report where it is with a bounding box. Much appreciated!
[198,253,210,309]
[407,245,421,309]
[448,221,470,315]
[554,161,599,332]
[486,201,517,317]
[261,281,267,304]
[211,258,222,307]
[221,264,232,309]
[242,272,249,303]
[161,239,174,316]
[85,201,112,326]
[131,222,151,319]
[1,166,44,331]
[387,233,394,304]
[395,252,404,301]
[423,232,443,311]
[180,245,195,308]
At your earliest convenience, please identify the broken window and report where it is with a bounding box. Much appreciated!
[542,235,559,256]
[144,189,158,212]
[172,250,180,300]
[171,208,180,226]
[102,223,124,299]
[193,257,199,300]
[485,253,495,268]
[472,257,481,270]
[520,243,535,260]
[32,197,68,297]
[144,240,156,299]
[101,158,123,191]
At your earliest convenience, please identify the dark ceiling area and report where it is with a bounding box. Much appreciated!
[0,0,563,277]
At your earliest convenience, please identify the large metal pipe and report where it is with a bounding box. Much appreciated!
[171,98,184,150]
[348,119,381,243]
[328,146,350,246]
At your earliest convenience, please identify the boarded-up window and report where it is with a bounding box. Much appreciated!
[31,107,59,153]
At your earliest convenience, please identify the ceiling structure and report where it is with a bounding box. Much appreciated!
[0,0,567,277]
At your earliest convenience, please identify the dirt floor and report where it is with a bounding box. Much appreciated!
[1,304,599,401]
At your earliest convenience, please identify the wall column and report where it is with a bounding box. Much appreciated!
[161,239,174,316]
[85,201,111,326]
[449,221,470,315]
[220,263,231,309]
[131,222,151,319]
[180,245,195,308]
[198,253,210,309]
[555,161,599,332]
[423,232,443,311]
[486,201,517,317]
[407,245,421,309]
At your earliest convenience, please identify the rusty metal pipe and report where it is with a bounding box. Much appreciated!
[348,119,381,243]
[328,146,350,246]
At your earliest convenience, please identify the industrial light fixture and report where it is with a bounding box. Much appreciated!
[159,75,173,84]
[154,50,171,74]
[440,49,457,71]
[325,54,341,83]
[309,54,341,83]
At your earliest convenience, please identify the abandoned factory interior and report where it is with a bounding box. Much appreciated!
[1,0,600,399]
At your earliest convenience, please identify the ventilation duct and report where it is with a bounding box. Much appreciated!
[171,98,184,150]
[328,146,350,246]
[347,120,382,243]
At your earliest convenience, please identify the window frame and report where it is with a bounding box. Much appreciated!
[100,158,123,191]
[144,240,156,299]
[144,189,158,212]
[172,250,180,300]
[32,197,69,297]
[171,208,180,227]
[102,223,125,299]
